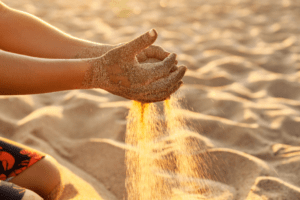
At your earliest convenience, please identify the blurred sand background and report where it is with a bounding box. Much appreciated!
[1,0,300,199]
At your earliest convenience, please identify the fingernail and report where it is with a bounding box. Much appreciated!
[149,29,155,37]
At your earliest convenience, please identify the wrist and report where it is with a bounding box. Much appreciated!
[71,58,94,90]
[79,57,108,90]
[74,44,113,59]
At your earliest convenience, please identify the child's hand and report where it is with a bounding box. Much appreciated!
[115,43,178,65]
[81,29,186,103]
[76,43,177,65]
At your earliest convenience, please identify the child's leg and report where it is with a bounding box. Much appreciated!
[9,155,63,199]
[0,137,63,199]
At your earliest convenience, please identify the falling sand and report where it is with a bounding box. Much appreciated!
[125,97,214,200]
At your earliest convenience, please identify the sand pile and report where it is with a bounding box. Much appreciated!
[1,0,300,199]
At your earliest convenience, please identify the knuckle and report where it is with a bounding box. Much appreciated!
[150,45,163,52]
[156,46,164,51]
[150,45,158,49]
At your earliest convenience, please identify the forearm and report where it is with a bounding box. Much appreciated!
[0,2,109,59]
[0,50,89,95]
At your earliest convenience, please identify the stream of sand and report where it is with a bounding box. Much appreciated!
[125,97,212,199]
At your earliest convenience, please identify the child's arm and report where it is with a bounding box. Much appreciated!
[0,49,89,95]
[0,30,186,102]
[0,2,104,59]
[0,2,173,62]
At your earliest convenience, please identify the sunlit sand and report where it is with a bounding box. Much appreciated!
[2,0,300,199]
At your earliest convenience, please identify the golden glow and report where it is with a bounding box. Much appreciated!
[125,101,164,200]
[125,97,210,199]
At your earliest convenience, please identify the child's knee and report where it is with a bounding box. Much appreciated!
[36,155,63,199]
[41,155,62,190]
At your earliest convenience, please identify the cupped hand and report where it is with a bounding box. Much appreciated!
[81,29,187,103]
[76,41,177,65]
[113,43,178,65]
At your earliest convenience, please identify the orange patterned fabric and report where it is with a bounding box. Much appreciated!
[0,140,44,181]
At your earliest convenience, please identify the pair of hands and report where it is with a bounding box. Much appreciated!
[81,29,187,103]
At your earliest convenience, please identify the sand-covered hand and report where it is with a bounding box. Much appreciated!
[81,29,187,102]
[75,39,177,64]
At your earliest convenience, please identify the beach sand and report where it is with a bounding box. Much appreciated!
[1,0,300,199]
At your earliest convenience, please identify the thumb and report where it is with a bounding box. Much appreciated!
[118,29,158,58]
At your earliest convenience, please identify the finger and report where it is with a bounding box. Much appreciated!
[143,46,178,65]
[143,45,170,60]
[139,81,183,103]
[127,66,186,98]
[146,66,187,92]
[170,65,178,73]
[162,53,177,72]
[118,29,158,59]
[136,51,148,63]
[146,53,177,77]
[152,80,183,102]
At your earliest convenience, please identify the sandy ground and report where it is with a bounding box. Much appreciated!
[1,0,300,199]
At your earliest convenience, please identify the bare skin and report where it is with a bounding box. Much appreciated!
[0,137,61,199]
[0,2,178,63]
[0,33,185,101]
[0,1,186,102]
[0,49,89,95]
[75,43,179,65]
[0,1,186,198]
[0,1,94,59]
[9,155,62,199]
[82,30,187,102]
